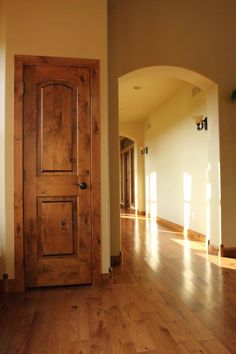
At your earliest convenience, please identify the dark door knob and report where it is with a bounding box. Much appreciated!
[79,182,87,190]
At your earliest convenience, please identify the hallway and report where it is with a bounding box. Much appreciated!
[0,216,236,353]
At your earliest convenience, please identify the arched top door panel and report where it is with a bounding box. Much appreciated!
[37,81,76,174]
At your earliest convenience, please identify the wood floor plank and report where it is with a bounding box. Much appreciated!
[25,288,73,354]
[0,292,40,354]
[67,287,90,343]
[166,319,208,353]
[6,291,40,354]
[86,293,113,353]
[126,319,156,352]
[120,302,142,323]
[143,311,183,354]
[106,304,135,353]
[200,339,231,354]
[1,215,236,353]
[66,341,91,354]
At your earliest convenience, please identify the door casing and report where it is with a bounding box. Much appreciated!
[14,55,101,291]
[120,144,135,210]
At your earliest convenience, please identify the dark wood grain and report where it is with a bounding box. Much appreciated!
[14,56,25,292]
[24,64,92,287]
[38,198,76,256]
[38,82,74,173]
[91,62,101,282]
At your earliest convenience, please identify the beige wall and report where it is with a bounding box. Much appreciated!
[0,0,110,277]
[119,121,145,213]
[206,85,221,246]
[144,84,208,235]
[109,0,236,251]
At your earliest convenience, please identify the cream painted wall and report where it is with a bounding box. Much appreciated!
[144,84,208,235]
[119,121,145,213]
[206,85,221,246]
[109,0,236,250]
[1,0,110,277]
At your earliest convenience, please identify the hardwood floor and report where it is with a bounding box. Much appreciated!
[1,215,236,353]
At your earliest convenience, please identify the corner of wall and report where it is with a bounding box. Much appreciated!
[0,0,7,277]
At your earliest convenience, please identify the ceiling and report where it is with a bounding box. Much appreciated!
[119,69,188,123]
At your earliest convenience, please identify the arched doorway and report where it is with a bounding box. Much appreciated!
[114,65,220,259]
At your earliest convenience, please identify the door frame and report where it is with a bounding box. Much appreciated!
[14,55,101,291]
[120,142,135,210]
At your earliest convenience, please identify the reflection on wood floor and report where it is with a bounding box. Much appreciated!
[1,215,236,353]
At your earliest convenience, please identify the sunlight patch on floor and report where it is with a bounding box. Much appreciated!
[144,255,160,271]
[171,238,206,251]
[120,214,146,220]
[197,253,236,270]
[157,229,183,235]
[134,217,141,253]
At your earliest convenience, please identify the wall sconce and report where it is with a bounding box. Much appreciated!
[193,115,208,131]
[140,146,148,154]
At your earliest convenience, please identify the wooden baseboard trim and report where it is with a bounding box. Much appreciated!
[137,210,146,216]
[101,268,113,285]
[207,243,236,258]
[156,216,182,232]
[111,251,123,267]
[208,242,221,256]
[121,208,146,217]
[121,207,135,215]
[156,216,206,242]
[187,229,206,242]
[0,279,15,293]
[221,246,236,258]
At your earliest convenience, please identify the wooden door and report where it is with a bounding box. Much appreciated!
[130,147,135,206]
[121,146,135,209]
[120,153,125,206]
[124,151,131,208]
[23,64,92,287]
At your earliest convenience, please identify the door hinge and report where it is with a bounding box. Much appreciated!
[23,169,25,182]
[22,82,25,95]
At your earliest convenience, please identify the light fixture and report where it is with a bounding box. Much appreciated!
[193,115,208,131]
[140,146,148,154]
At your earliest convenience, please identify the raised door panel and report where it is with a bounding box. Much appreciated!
[37,197,77,257]
[37,82,77,174]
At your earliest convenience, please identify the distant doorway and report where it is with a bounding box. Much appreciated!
[118,66,220,253]
[120,137,135,212]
